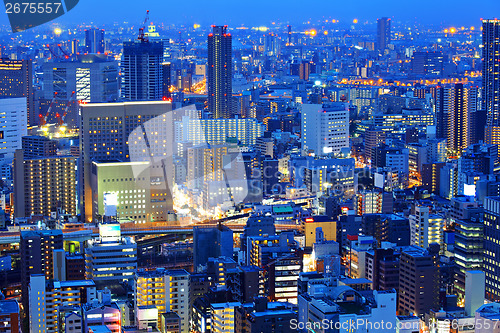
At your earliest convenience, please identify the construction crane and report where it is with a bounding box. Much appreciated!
[39,92,57,127]
[137,10,150,42]
[56,91,75,126]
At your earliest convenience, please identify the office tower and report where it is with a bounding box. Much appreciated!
[13,150,77,218]
[0,58,34,125]
[264,32,279,57]
[0,97,27,161]
[422,162,446,194]
[65,253,86,281]
[435,84,478,155]
[122,40,164,100]
[135,269,190,333]
[20,230,63,311]
[187,144,229,190]
[376,17,391,51]
[0,300,20,333]
[90,160,172,223]
[398,246,439,316]
[85,28,105,53]
[21,135,56,158]
[483,196,500,301]
[84,224,137,284]
[42,55,119,103]
[411,51,444,76]
[301,103,349,156]
[208,25,232,118]
[28,274,96,333]
[409,205,444,250]
[484,19,500,149]
[79,100,172,221]
[193,225,233,272]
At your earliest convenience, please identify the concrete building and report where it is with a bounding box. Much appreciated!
[79,100,173,222]
[20,229,63,311]
[0,58,34,125]
[398,246,439,316]
[0,300,20,333]
[135,269,190,333]
[42,55,118,103]
[28,275,96,333]
[409,205,444,250]
[85,223,137,283]
[301,103,349,156]
[484,196,500,301]
[13,150,77,218]
[0,97,27,162]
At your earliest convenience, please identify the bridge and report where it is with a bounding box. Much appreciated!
[0,222,300,244]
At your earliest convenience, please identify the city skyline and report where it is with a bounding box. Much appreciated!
[0,0,498,30]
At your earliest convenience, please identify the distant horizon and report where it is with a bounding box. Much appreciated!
[0,0,498,32]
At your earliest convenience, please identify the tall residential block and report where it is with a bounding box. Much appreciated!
[208,25,232,118]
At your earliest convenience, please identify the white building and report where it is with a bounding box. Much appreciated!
[0,97,27,161]
[29,274,96,333]
[298,277,397,333]
[85,223,137,282]
[476,303,500,333]
[409,205,444,250]
[301,103,349,156]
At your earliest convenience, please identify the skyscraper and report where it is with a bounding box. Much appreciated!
[85,28,105,54]
[79,100,172,221]
[0,58,34,125]
[208,25,232,119]
[376,17,391,51]
[435,84,479,155]
[483,19,500,149]
[122,40,164,101]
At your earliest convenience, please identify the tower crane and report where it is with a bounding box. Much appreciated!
[39,92,57,127]
[137,10,150,42]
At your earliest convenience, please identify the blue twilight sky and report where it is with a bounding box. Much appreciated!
[0,0,499,28]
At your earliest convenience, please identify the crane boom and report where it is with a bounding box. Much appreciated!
[137,10,150,42]
[39,92,57,127]
[58,91,75,125]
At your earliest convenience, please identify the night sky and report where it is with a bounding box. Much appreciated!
[0,0,498,28]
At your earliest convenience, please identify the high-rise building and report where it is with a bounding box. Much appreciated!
[301,103,349,156]
[0,97,27,161]
[85,28,105,54]
[411,52,444,76]
[122,40,164,101]
[483,19,500,149]
[42,55,119,103]
[483,196,500,301]
[20,230,63,311]
[208,26,232,119]
[376,17,391,51]
[398,246,439,316]
[435,84,479,155]
[13,150,77,218]
[135,269,190,333]
[79,100,172,221]
[0,58,34,125]
[21,135,57,159]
